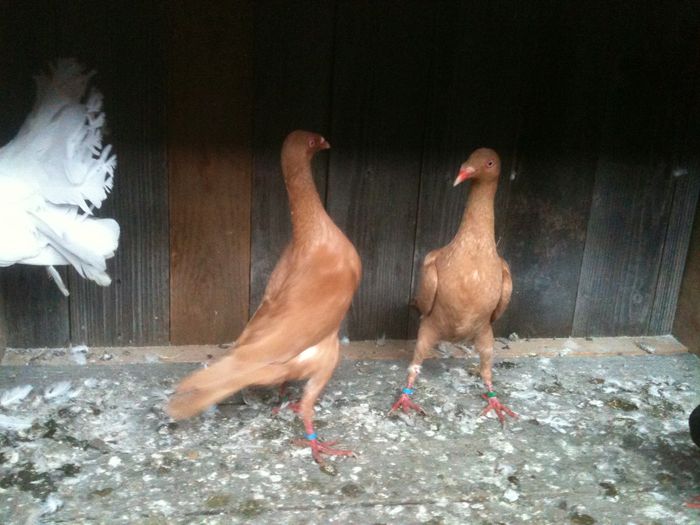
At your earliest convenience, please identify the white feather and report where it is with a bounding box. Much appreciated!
[0,59,119,293]
[0,414,33,431]
[44,381,72,400]
[0,385,33,407]
[41,494,64,515]
[46,266,69,296]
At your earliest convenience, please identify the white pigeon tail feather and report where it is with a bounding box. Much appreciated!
[0,58,119,291]
[27,205,119,286]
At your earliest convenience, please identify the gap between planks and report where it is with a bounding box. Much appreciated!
[0,335,689,367]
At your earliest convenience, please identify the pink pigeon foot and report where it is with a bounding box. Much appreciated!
[388,387,426,416]
[293,433,355,464]
[480,391,518,426]
[272,400,301,415]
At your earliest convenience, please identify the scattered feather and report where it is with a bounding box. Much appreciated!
[44,381,72,400]
[0,385,33,407]
[0,414,33,431]
[635,341,656,354]
[41,494,64,515]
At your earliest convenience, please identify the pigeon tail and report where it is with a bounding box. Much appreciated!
[167,352,289,420]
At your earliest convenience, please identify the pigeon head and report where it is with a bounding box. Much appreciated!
[453,148,501,187]
[283,130,330,160]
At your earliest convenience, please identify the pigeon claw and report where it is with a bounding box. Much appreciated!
[294,437,355,464]
[479,394,518,427]
[388,393,426,416]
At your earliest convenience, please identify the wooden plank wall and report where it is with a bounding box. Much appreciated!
[327,1,434,339]
[66,1,169,346]
[1,0,698,346]
[167,1,253,345]
[572,1,700,336]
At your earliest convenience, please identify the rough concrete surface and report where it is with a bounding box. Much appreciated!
[0,352,698,524]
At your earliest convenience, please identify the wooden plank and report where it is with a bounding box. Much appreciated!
[1,266,70,348]
[1,335,687,366]
[671,20,700,351]
[673,204,700,354]
[494,2,619,338]
[0,0,70,347]
[51,1,170,346]
[250,0,335,314]
[167,0,253,344]
[327,1,434,339]
[573,2,700,336]
[650,24,700,334]
[409,1,524,336]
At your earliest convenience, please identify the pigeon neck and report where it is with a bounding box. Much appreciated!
[283,156,325,240]
[457,178,498,239]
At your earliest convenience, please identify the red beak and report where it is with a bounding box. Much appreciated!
[453,166,476,186]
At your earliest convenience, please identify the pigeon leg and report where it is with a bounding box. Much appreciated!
[292,337,354,463]
[475,327,517,426]
[272,382,301,415]
[389,324,437,416]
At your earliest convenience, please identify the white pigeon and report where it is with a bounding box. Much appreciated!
[0,59,119,296]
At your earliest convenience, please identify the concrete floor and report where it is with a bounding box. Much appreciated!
[0,340,698,524]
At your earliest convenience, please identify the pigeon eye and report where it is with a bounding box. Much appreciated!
[309,139,316,148]
[487,160,494,167]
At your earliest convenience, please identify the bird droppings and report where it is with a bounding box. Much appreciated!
[0,353,698,524]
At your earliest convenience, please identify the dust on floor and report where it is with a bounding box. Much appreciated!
[0,352,698,524]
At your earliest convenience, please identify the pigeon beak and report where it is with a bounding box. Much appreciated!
[453,166,476,186]
[319,137,331,150]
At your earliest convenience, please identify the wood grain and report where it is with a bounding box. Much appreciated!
[167,0,253,344]
[250,0,335,314]
[573,2,697,336]
[649,20,700,334]
[673,203,700,354]
[327,1,434,339]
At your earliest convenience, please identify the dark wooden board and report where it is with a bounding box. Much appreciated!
[0,0,70,347]
[573,2,698,336]
[495,2,618,337]
[51,1,170,346]
[167,0,253,345]
[651,25,700,334]
[409,0,524,336]
[673,200,700,354]
[250,0,335,314]
[327,1,434,339]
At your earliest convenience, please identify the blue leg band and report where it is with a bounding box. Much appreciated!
[305,432,317,441]
[402,387,414,395]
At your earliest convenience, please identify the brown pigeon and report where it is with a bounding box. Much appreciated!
[390,148,516,424]
[168,130,362,463]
